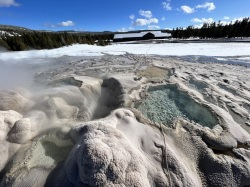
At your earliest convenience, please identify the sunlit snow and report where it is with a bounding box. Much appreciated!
[0,43,250,63]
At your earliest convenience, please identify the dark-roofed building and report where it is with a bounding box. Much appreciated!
[113,31,171,42]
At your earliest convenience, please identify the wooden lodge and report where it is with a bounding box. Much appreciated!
[113,31,171,42]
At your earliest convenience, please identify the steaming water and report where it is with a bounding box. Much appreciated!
[136,84,218,128]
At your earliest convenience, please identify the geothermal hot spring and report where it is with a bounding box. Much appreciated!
[136,84,218,128]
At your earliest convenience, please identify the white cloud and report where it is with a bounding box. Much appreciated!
[117,27,134,32]
[193,24,204,29]
[219,21,230,26]
[191,18,214,23]
[139,10,153,18]
[181,6,195,14]
[191,17,245,27]
[129,14,135,20]
[217,17,244,26]
[223,16,230,20]
[57,20,75,27]
[0,0,19,7]
[133,18,158,26]
[231,17,244,23]
[148,25,160,30]
[74,28,84,32]
[42,23,56,28]
[133,19,148,26]
[43,20,75,28]
[219,18,244,26]
[191,18,202,23]
[132,10,158,27]
[162,16,166,21]
[196,2,215,12]
[162,1,172,11]
[117,28,127,32]
[147,18,159,24]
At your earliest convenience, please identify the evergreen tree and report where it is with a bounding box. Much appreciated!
[171,17,250,39]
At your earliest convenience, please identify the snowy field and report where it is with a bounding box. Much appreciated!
[0,43,250,62]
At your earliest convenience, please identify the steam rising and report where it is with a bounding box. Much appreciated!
[0,51,250,186]
[0,60,125,186]
[0,63,34,90]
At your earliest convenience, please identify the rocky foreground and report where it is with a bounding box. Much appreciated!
[0,53,250,186]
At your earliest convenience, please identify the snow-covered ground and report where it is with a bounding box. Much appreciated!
[0,43,250,62]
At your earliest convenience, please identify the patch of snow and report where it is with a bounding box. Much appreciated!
[0,30,21,37]
[236,57,250,60]
[216,58,228,61]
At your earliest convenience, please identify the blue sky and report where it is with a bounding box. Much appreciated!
[0,0,250,31]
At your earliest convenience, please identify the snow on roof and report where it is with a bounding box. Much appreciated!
[114,33,143,39]
[154,32,171,38]
[114,31,171,39]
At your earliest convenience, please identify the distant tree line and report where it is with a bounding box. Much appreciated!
[0,30,113,51]
[172,17,250,39]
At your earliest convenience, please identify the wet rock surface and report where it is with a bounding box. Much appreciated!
[0,53,250,186]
